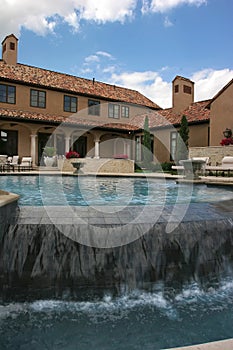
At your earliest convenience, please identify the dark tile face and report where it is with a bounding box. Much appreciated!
[3,199,232,227]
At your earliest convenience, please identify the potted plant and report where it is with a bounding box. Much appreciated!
[65,151,80,159]
[43,146,56,167]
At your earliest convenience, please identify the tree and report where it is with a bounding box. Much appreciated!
[176,115,189,161]
[142,116,152,167]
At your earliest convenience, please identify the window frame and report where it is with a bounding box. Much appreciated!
[64,95,77,113]
[88,99,100,116]
[0,83,16,104]
[108,103,120,119]
[170,131,178,161]
[30,89,46,108]
[121,105,129,118]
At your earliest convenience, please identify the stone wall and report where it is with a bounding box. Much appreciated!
[59,158,135,174]
[189,146,233,165]
[0,191,19,241]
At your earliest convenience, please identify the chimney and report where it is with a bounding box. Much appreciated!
[1,34,18,65]
[172,76,194,113]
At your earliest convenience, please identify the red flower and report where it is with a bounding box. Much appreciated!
[65,151,80,159]
[220,138,233,146]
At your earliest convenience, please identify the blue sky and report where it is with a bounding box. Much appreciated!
[0,0,232,108]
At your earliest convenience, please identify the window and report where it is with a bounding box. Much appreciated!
[0,84,16,104]
[88,99,100,116]
[64,95,77,113]
[170,131,177,161]
[30,89,46,108]
[121,106,129,118]
[0,130,18,155]
[3,44,6,53]
[10,42,15,50]
[108,104,120,118]
[183,85,192,94]
[174,84,179,93]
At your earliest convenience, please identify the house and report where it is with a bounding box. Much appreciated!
[0,34,232,167]
[0,34,160,166]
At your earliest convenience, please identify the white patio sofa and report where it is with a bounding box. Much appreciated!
[18,157,33,171]
[205,156,233,176]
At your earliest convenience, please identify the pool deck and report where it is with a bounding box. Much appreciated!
[1,167,233,186]
[167,338,233,350]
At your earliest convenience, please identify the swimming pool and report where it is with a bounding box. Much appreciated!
[1,278,233,350]
[0,175,233,206]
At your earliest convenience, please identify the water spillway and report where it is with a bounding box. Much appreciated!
[0,201,233,301]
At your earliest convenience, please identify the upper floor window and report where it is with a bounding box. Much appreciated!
[174,84,179,93]
[30,89,46,108]
[0,84,16,104]
[88,99,100,116]
[64,95,77,113]
[183,85,192,94]
[109,104,120,119]
[121,105,129,118]
[10,42,15,50]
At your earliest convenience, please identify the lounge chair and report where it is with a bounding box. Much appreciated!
[8,155,19,171]
[205,156,233,176]
[0,155,8,172]
[18,157,33,171]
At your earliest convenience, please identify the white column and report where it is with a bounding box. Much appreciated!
[126,141,131,159]
[94,139,100,159]
[30,134,37,166]
[123,140,127,156]
[65,137,70,153]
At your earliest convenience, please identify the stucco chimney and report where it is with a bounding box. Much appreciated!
[172,76,194,113]
[1,34,18,65]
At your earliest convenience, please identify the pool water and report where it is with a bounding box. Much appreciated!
[0,278,233,349]
[0,175,233,206]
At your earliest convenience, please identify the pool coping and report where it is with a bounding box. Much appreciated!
[166,338,233,350]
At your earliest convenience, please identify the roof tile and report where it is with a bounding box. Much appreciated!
[0,61,160,109]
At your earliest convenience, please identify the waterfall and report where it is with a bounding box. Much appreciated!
[1,216,233,301]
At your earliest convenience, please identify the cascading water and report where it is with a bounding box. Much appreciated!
[0,176,233,349]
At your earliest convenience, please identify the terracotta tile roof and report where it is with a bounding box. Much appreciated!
[0,60,160,110]
[130,100,211,129]
[0,107,138,131]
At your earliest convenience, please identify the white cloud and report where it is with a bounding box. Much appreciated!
[164,16,173,27]
[192,68,233,101]
[0,0,137,38]
[84,55,100,63]
[142,0,207,13]
[96,51,114,60]
[110,70,172,108]
[0,0,207,38]
[106,68,233,108]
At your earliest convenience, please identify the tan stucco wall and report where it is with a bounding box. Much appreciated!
[209,83,233,146]
[152,123,209,163]
[189,123,209,147]
[0,81,152,125]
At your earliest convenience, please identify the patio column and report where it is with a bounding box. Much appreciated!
[30,134,37,166]
[65,136,70,153]
[124,141,131,159]
[94,138,100,159]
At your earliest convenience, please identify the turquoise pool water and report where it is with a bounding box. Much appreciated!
[0,175,233,206]
[0,278,233,349]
